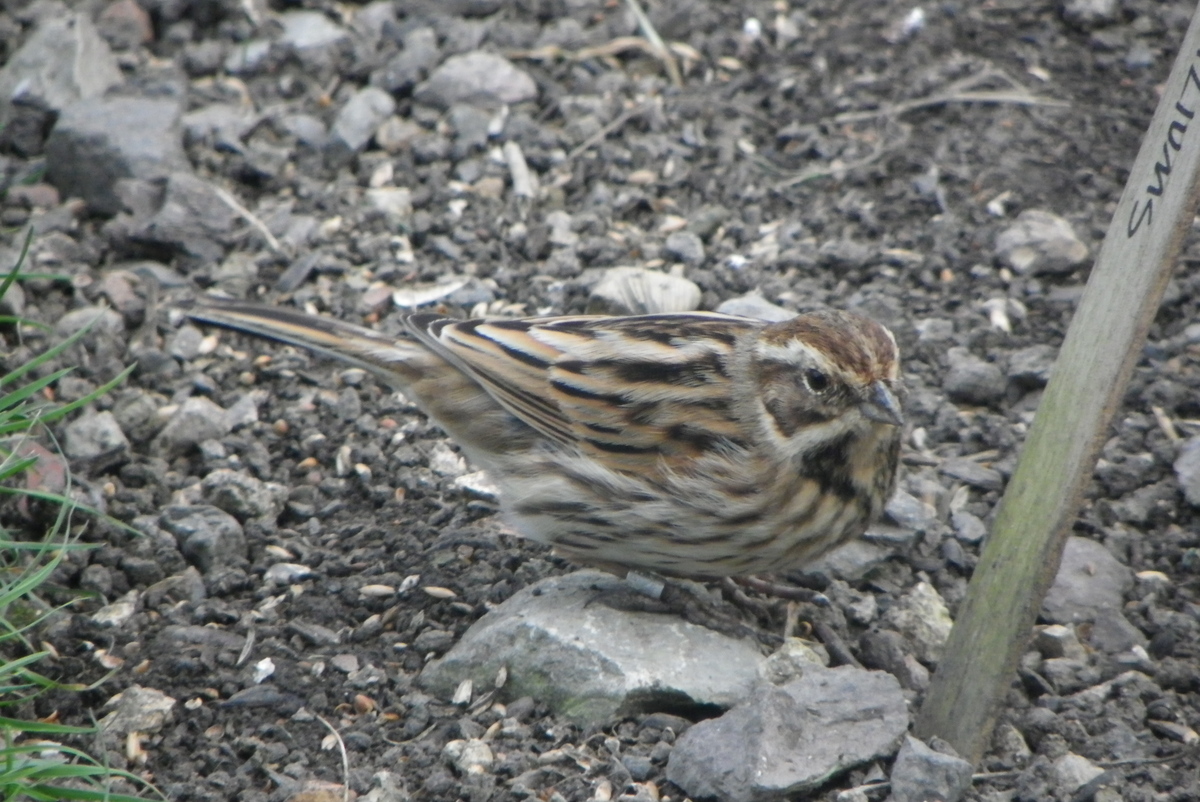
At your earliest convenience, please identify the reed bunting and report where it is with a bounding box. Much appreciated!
[187,299,904,580]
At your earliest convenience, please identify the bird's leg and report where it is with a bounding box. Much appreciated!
[585,570,778,646]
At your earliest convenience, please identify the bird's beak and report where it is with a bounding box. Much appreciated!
[861,381,904,426]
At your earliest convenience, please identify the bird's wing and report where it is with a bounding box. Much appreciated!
[405,312,760,470]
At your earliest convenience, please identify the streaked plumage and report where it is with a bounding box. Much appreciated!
[187,299,904,579]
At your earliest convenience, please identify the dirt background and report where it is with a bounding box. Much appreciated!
[2,0,1199,800]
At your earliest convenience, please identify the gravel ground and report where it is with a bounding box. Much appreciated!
[2,0,1200,800]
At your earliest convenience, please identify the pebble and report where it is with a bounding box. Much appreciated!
[99,686,177,735]
[158,504,248,573]
[943,347,1007,406]
[1042,536,1133,624]
[419,571,764,725]
[45,96,187,216]
[715,292,796,322]
[65,410,130,466]
[882,581,954,664]
[1172,435,1200,506]
[888,735,973,802]
[663,231,705,264]
[153,396,231,456]
[414,51,537,108]
[666,667,908,802]
[0,12,122,129]
[995,210,1089,275]
[329,86,396,160]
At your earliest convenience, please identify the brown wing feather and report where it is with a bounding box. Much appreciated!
[405,312,761,473]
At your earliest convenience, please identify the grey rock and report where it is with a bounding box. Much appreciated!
[55,306,125,339]
[329,86,396,161]
[1043,536,1133,624]
[1087,607,1148,653]
[224,40,272,75]
[1063,0,1119,27]
[940,458,1004,492]
[664,231,705,264]
[167,324,205,361]
[1052,752,1104,792]
[46,96,186,216]
[1008,344,1057,389]
[130,172,239,261]
[201,468,287,520]
[889,735,973,802]
[886,489,939,531]
[996,210,1089,275]
[951,510,988,543]
[715,293,796,322]
[586,267,701,315]
[665,667,908,802]
[278,10,348,51]
[112,391,165,444]
[810,537,895,582]
[276,113,328,147]
[65,410,129,467]
[882,581,953,665]
[414,52,537,108]
[419,571,764,724]
[154,396,231,456]
[99,686,177,736]
[159,505,248,573]
[944,347,1007,405]
[182,103,259,151]
[1172,435,1200,506]
[915,317,955,343]
[1035,624,1089,660]
[80,563,114,597]
[858,629,929,691]
[372,27,440,93]
[0,12,123,128]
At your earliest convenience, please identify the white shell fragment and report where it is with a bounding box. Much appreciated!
[586,266,702,315]
[393,277,469,308]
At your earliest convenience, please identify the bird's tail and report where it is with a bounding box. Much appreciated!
[185,298,431,386]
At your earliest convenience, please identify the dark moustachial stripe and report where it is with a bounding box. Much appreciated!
[799,432,858,501]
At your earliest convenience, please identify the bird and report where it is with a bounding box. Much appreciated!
[186,298,904,581]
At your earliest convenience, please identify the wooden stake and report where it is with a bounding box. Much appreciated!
[915,6,1200,762]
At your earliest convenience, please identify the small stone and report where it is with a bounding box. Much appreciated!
[944,347,1007,405]
[940,458,1004,492]
[882,581,953,665]
[1086,608,1148,653]
[715,292,796,322]
[665,668,908,802]
[1172,435,1200,506]
[64,410,129,466]
[1008,344,1057,389]
[414,52,537,108]
[329,86,396,160]
[951,510,987,543]
[996,210,1089,275]
[1043,536,1133,624]
[1035,625,1088,661]
[154,397,231,456]
[663,231,705,264]
[889,735,973,802]
[201,468,286,519]
[159,505,248,573]
[99,686,177,735]
[1052,752,1104,792]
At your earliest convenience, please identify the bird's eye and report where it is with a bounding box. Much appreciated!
[805,368,829,393]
